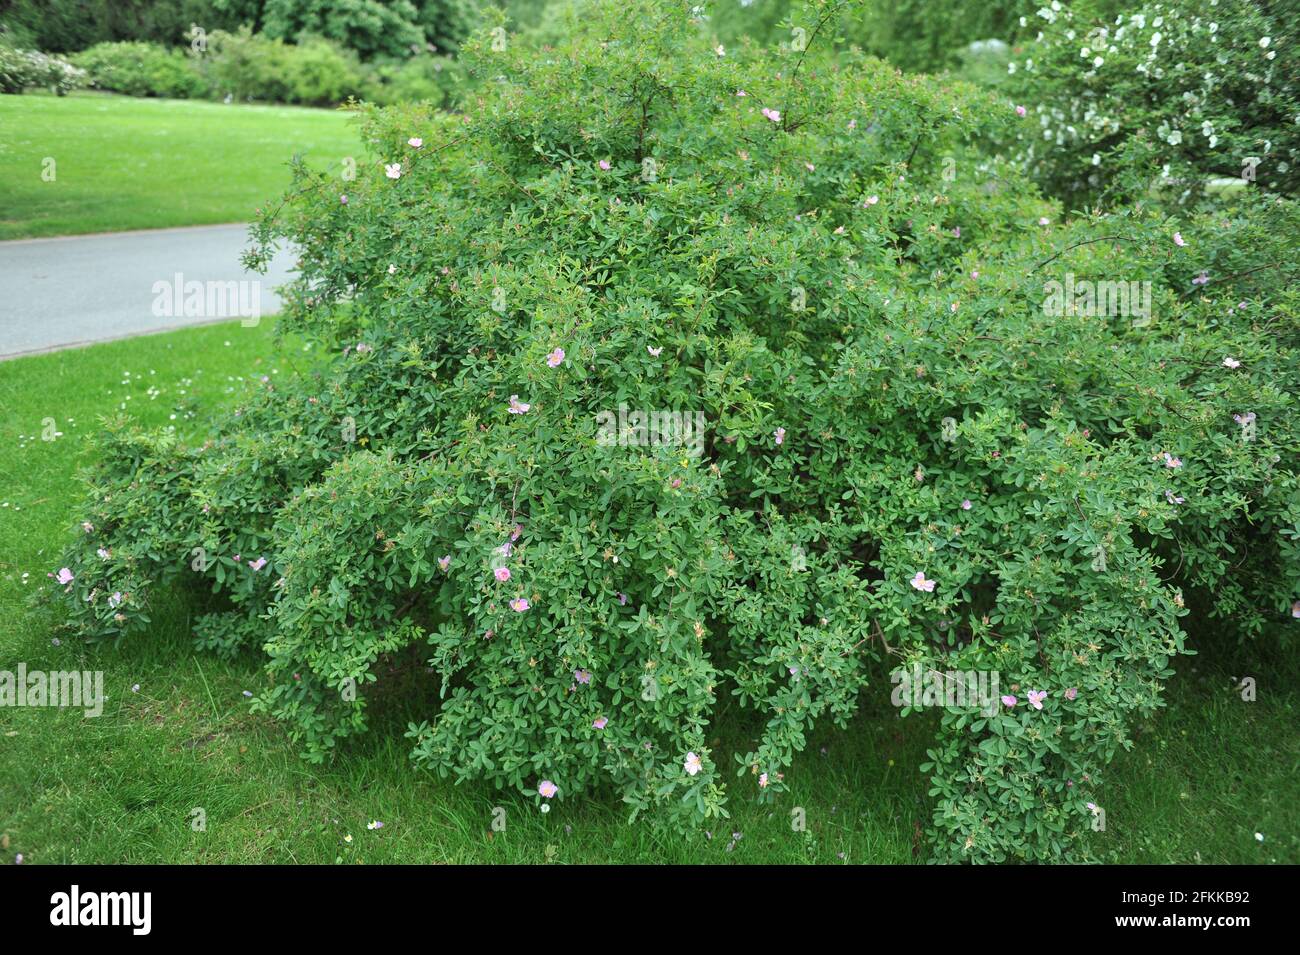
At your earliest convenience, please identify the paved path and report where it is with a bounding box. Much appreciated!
[0,224,298,360]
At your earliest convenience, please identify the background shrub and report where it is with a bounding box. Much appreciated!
[0,0,248,53]
[193,27,370,104]
[1001,0,1300,205]
[73,41,209,98]
[705,0,1087,73]
[0,0,475,58]
[363,52,466,107]
[0,38,85,94]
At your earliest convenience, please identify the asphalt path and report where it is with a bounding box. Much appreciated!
[0,224,297,359]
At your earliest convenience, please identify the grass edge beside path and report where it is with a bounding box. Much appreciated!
[0,91,359,240]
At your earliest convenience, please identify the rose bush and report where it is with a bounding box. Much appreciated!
[50,0,1299,861]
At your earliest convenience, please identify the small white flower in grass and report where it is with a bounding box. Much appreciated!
[1260,37,1271,49]
[385,163,402,179]
[538,780,558,798]
[1255,832,1265,842]
[684,752,703,776]
[408,137,422,148]
[1223,356,1241,368]
[910,571,936,592]
[367,820,384,830]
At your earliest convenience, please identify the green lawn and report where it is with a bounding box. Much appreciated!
[0,323,1295,864]
[0,92,359,240]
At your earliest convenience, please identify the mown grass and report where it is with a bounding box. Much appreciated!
[0,91,359,240]
[0,322,1295,864]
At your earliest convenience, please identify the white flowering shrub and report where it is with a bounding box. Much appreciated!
[1004,0,1300,204]
[0,38,84,95]
[50,0,1300,861]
